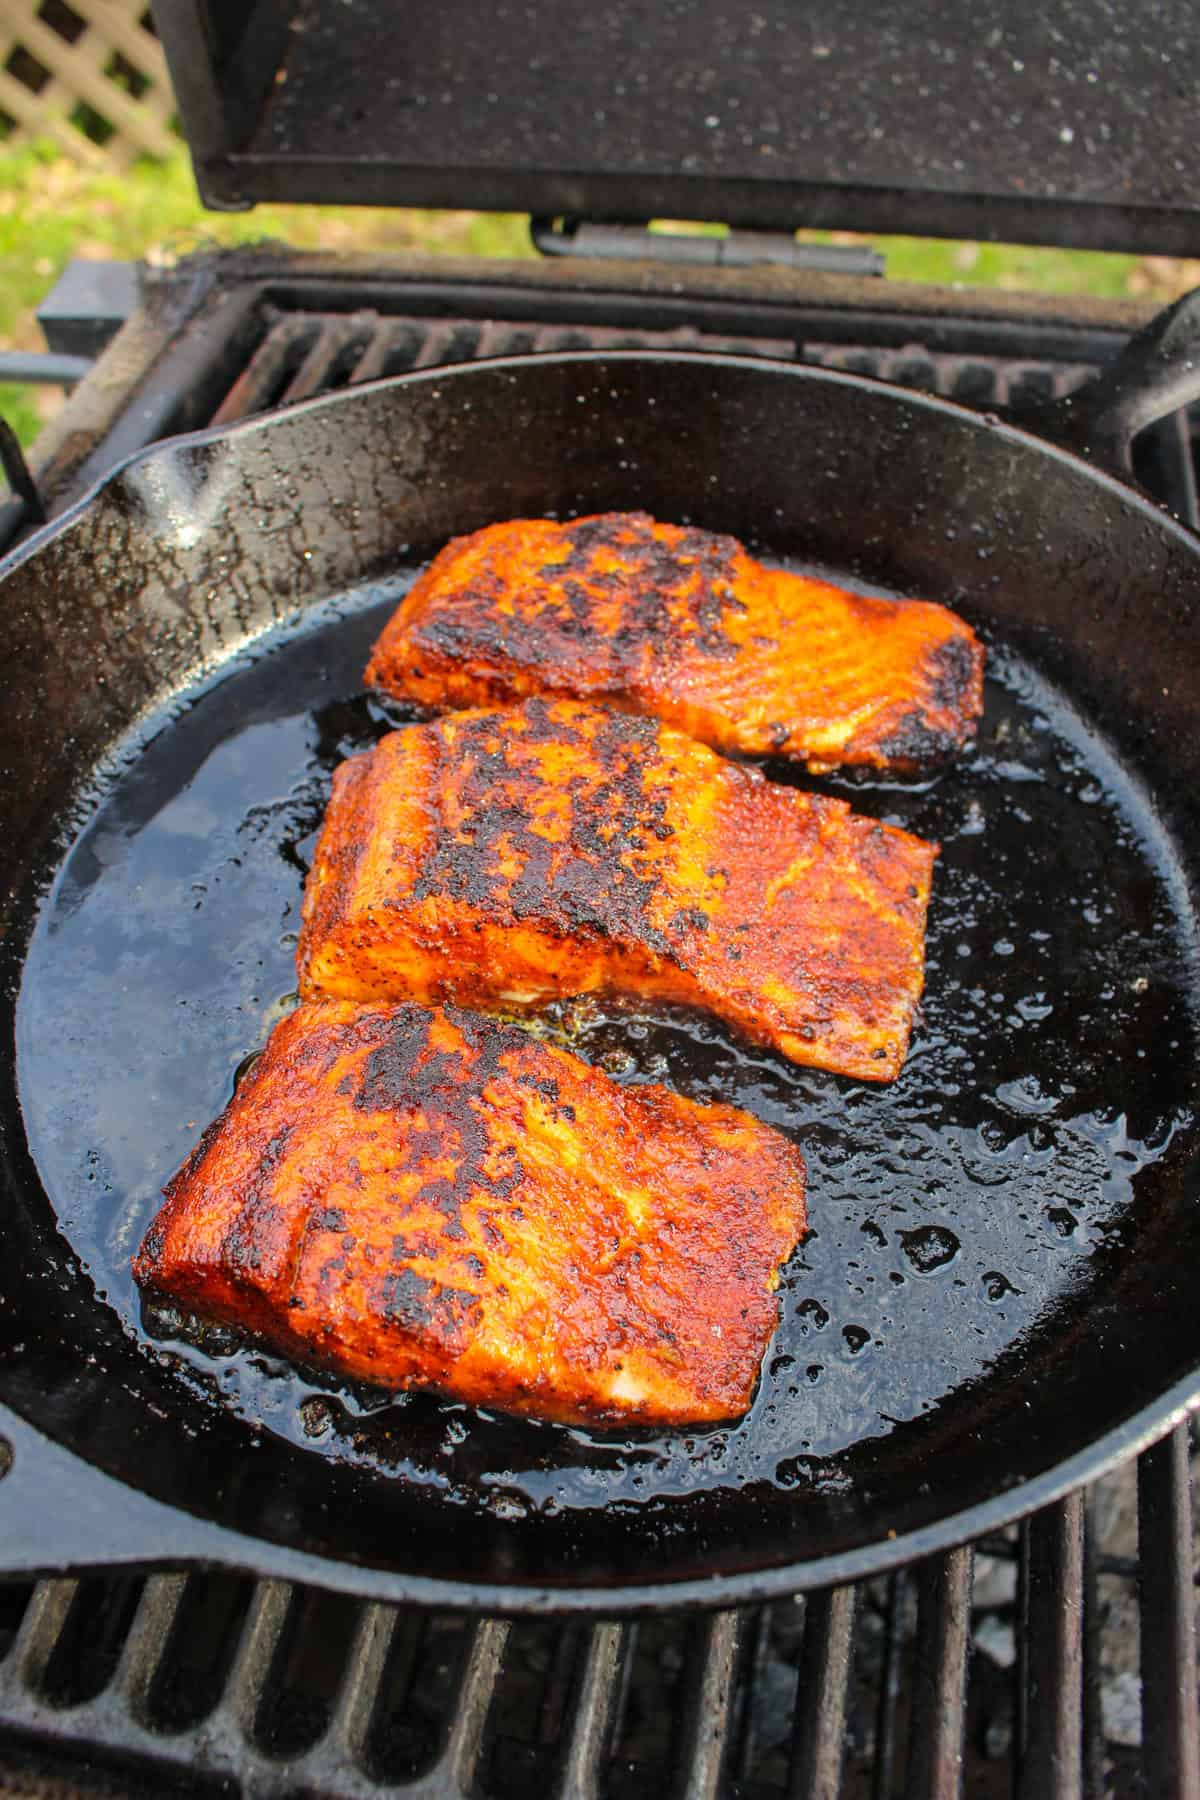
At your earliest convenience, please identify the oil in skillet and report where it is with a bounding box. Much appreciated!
[15,566,1197,1517]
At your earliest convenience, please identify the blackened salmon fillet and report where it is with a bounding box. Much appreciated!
[134,1000,807,1427]
[366,511,984,772]
[297,698,937,1082]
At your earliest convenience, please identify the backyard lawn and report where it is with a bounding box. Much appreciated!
[3,139,1198,449]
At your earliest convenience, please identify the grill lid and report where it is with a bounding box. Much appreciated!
[153,0,1200,254]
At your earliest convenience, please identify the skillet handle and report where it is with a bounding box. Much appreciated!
[1034,287,1200,479]
[0,1404,208,1577]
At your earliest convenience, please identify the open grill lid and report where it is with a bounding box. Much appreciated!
[153,0,1200,254]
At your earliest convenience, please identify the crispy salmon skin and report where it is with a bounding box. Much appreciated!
[366,511,984,772]
[298,699,937,1082]
[133,1001,807,1427]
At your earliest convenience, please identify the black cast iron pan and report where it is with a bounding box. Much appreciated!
[3,294,1200,1613]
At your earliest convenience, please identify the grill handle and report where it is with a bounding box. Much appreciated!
[1036,286,1200,479]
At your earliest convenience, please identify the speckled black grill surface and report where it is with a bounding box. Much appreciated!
[204,0,1200,250]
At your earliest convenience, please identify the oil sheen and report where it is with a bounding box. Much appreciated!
[15,567,1198,1519]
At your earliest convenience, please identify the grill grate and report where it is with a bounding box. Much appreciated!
[2,295,1198,1798]
[205,306,799,427]
[0,1465,1193,1799]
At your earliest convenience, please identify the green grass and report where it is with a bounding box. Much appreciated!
[0,140,528,446]
[0,139,1186,449]
[849,234,1143,297]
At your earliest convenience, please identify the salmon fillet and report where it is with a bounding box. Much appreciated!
[134,1000,807,1427]
[297,699,937,1082]
[366,511,984,772]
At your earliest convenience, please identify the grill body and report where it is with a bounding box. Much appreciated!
[1,253,1197,1796]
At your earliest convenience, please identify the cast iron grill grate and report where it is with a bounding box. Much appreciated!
[203,303,1103,422]
[1,296,1197,1798]
[0,1441,1195,1799]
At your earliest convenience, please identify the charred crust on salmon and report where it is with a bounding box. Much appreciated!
[134,1000,807,1427]
[297,698,937,1083]
[366,511,985,773]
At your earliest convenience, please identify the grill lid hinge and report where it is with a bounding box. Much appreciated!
[531,217,885,277]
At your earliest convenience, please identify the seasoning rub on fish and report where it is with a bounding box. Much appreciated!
[134,1000,807,1427]
[366,511,985,773]
[297,698,937,1082]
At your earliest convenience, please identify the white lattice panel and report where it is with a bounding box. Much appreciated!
[0,0,177,166]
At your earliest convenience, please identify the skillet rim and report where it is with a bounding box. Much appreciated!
[0,1365,1197,1614]
[1,347,1198,1613]
[4,345,1199,579]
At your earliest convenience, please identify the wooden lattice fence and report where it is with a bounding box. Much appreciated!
[0,0,177,166]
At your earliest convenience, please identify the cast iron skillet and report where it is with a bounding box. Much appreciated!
[2,294,1200,1614]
